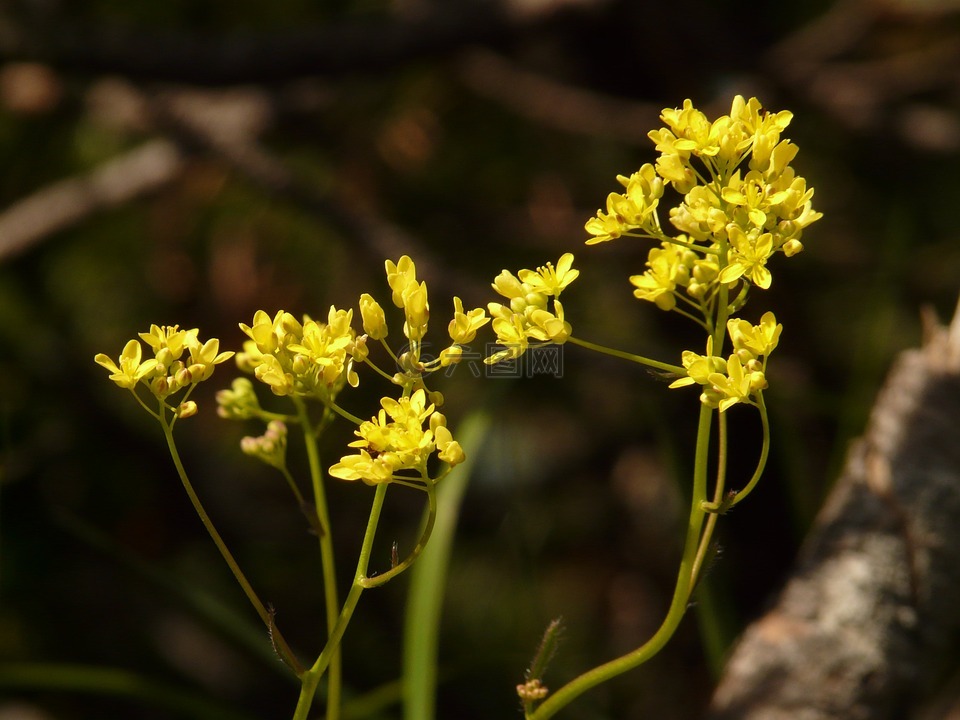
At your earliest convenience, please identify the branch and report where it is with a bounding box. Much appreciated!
[0,139,184,262]
[707,300,960,719]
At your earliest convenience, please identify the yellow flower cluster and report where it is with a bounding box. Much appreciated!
[586,95,821,304]
[235,307,360,400]
[329,388,464,485]
[485,253,579,363]
[360,256,490,374]
[669,311,781,411]
[94,324,234,415]
[323,256,483,484]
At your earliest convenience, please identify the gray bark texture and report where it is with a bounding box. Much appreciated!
[707,302,960,720]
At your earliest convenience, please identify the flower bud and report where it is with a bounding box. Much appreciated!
[176,400,198,419]
[359,293,388,339]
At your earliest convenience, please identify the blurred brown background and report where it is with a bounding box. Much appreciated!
[2,0,960,718]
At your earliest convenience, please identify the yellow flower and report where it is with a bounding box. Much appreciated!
[526,304,570,343]
[629,243,693,311]
[448,297,489,345]
[668,337,725,389]
[139,324,198,370]
[622,164,664,223]
[584,196,626,245]
[402,280,430,342]
[238,308,355,398]
[439,345,463,367]
[385,256,418,308]
[328,450,395,484]
[669,186,727,241]
[485,256,576,364]
[185,337,234,383]
[94,339,159,390]
[434,424,464,466]
[329,388,460,485]
[96,327,232,407]
[728,311,782,362]
[359,293,388,340]
[708,355,766,412]
[485,314,528,364]
[719,226,774,289]
[518,253,580,297]
[721,170,774,229]
[288,307,356,387]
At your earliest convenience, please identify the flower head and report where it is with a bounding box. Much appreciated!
[94,339,159,390]
[328,388,463,485]
[484,255,577,364]
[518,253,580,297]
[96,326,234,410]
[447,297,489,345]
[237,308,356,398]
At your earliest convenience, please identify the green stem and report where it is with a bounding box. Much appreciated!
[731,393,771,507]
[362,484,437,589]
[292,397,342,720]
[325,399,365,426]
[527,403,715,720]
[566,336,684,374]
[159,413,302,676]
[292,483,389,720]
[692,411,727,583]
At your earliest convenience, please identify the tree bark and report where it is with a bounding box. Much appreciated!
[707,301,960,720]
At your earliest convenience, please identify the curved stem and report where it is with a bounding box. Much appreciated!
[363,355,401,384]
[527,403,715,720]
[731,393,771,507]
[324,399,365,427]
[566,336,684,374]
[292,483,389,720]
[279,467,307,509]
[361,484,437,588]
[159,412,302,676]
[292,397,341,720]
[692,411,727,583]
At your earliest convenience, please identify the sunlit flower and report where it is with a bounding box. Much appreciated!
[719,226,774,289]
[518,253,580,297]
[237,308,355,399]
[728,311,782,362]
[484,256,576,364]
[359,293,388,340]
[448,297,489,345]
[329,388,461,484]
[94,339,158,390]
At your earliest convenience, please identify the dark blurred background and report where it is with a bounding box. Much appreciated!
[2,0,960,718]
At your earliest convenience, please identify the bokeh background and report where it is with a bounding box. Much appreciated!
[3,0,960,718]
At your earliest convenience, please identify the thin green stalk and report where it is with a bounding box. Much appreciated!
[692,411,727,583]
[731,393,771,507]
[362,484,436,589]
[292,483,390,720]
[527,404,715,720]
[325,399,365,426]
[159,414,302,675]
[293,397,342,720]
[567,336,684,374]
